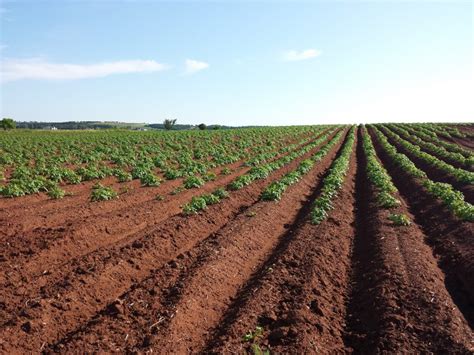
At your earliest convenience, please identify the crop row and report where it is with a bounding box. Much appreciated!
[361,126,410,225]
[397,124,473,159]
[0,126,327,198]
[420,123,467,139]
[226,129,335,191]
[181,128,338,214]
[310,125,356,224]
[378,125,474,185]
[260,130,345,201]
[387,124,472,169]
[370,126,474,222]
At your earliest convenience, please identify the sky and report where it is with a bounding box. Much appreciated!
[0,0,473,126]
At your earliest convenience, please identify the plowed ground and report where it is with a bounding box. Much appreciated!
[0,127,473,354]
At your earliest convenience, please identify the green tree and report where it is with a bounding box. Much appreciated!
[163,119,177,130]
[1,118,16,130]
[198,123,207,130]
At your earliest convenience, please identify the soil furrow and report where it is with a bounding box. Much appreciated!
[0,131,316,238]
[0,130,331,281]
[380,126,474,203]
[0,130,341,353]
[0,131,318,236]
[441,135,474,151]
[343,129,472,353]
[0,161,246,271]
[391,126,472,171]
[201,131,358,353]
[369,127,474,328]
[44,128,348,354]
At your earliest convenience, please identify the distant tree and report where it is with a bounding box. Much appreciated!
[212,125,221,130]
[198,123,207,130]
[163,119,177,130]
[1,118,16,130]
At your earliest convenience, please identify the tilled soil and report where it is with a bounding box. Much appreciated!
[379,126,474,204]
[0,127,473,353]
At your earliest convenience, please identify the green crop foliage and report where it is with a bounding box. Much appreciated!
[183,196,207,215]
[371,125,474,222]
[114,168,133,182]
[183,175,205,189]
[377,191,401,209]
[182,187,230,215]
[220,167,232,175]
[47,185,66,199]
[379,125,474,185]
[140,173,162,187]
[311,127,355,224]
[203,172,217,182]
[212,187,229,199]
[423,181,474,222]
[164,169,182,180]
[228,174,254,190]
[388,213,411,226]
[202,193,220,205]
[91,183,118,201]
[361,127,400,210]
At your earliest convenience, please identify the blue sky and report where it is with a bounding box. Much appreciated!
[0,1,472,125]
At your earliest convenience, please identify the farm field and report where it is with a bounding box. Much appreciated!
[0,123,473,353]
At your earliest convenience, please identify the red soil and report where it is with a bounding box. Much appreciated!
[0,127,472,353]
[380,127,474,204]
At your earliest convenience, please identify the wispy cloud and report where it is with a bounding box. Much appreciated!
[185,59,209,74]
[1,58,168,82]
[283,49,321,62]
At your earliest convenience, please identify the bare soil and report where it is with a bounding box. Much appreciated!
[0,127,472,353]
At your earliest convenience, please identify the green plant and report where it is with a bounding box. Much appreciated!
[228,174,253,190]
[372,125,474,222]
[311,127,356,224]
[184,175,205,189]
[203,172,217,182]
[183,196,207,215]
[377,191,400,209]
[242,326,264,342]
[250,344,270,355]
[140,173,162,187]
[47,185,66,199]
[261,181,286,201]
[423,181,474,221]
[1,118,16,130]
[163,118,177,130]
[164,169,182,180]
[91,183,118,201]
[388,213,411,226]
[221,167,232,175]
[171,186,185,195]
[114,169,132,182]
[200,193,218,205]
[212,187,229,199]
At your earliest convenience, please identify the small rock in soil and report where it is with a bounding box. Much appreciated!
[21,321,32,333]
[132,240,143,249]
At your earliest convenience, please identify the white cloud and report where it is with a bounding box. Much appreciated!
[1,58,168,82]
[283,49,321,62]
[185,59,209,74]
